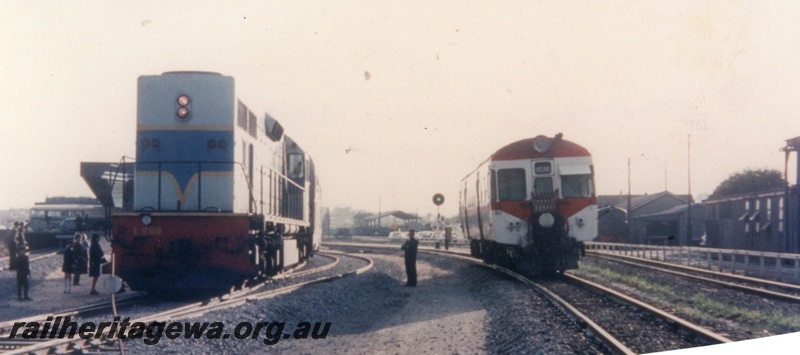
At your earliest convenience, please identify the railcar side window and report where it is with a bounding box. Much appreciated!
[497,168,526,201]
[561,174,594,198]
[534,177,553,196]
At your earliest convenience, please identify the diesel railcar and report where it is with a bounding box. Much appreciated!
[111,71,321,291]
[460,133,597,274]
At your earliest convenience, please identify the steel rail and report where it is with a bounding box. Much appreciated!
[563,273,734,345]
[588,250,800,300]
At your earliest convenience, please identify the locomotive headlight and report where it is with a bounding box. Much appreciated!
[177,107,190,119]
[141,215,152,226]
[538,213,555,228]
[177,95,190,106]
[176,95,190,120]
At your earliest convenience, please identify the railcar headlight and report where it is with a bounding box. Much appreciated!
[141,215,152,226]
[533,136,552,153]
[151,139,161,148]
[218,140,227,149]
[539,213,555,228]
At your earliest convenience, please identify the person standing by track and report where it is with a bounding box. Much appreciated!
[88,233,105,295]
[401,229,419,287]
[62,235,80,294]
[16,248,31,301]
[73,234,89,286]
[7,222,19,271]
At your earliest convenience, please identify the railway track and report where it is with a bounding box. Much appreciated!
[325,241,733,354]
[0,252,373,355]
[586,250,800,302]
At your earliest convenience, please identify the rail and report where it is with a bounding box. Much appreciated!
[586,241,800,283]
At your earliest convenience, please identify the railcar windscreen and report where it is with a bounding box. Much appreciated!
[561,174,594,198]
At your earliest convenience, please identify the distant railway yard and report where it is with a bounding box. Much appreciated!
[2,237,799,354]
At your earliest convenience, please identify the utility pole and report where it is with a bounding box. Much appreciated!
[687,134,692,247]
[627,158,632,243]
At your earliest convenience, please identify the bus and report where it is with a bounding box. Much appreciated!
[27,196,105,233]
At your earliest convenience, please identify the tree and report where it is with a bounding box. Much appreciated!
[710,169,785,199]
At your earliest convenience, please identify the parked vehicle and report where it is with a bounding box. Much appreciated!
[417,231,434,240]
[388,231,409,242]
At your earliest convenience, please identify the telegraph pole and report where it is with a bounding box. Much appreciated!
[627,158,632,243]
[687,134,692,246]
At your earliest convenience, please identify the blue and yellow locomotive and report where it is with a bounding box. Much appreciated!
[112,71,321,291]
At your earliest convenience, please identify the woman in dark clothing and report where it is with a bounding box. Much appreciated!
[62,235,80,294]
[89,234,105,295]
[73,234,89,286]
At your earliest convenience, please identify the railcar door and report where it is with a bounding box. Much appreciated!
[532,161,554,197]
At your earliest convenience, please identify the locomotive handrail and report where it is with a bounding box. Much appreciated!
[116,159,306,223]
[102,156,135,242]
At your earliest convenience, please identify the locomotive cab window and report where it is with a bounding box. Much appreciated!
[559,165,595,198]
[497,168,526,201]
[288,154,304,179]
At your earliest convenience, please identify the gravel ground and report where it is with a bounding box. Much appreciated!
[123,249,607,354]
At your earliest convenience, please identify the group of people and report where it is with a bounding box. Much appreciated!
[63,233,106,295]
[3,222,107,301]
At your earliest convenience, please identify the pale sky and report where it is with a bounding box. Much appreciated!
[2,1,800,217]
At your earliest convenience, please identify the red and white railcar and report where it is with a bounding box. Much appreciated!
[459,133,597,274]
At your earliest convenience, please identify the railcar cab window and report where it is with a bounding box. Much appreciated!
[496,168,526,201]
[288,154,304,179]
